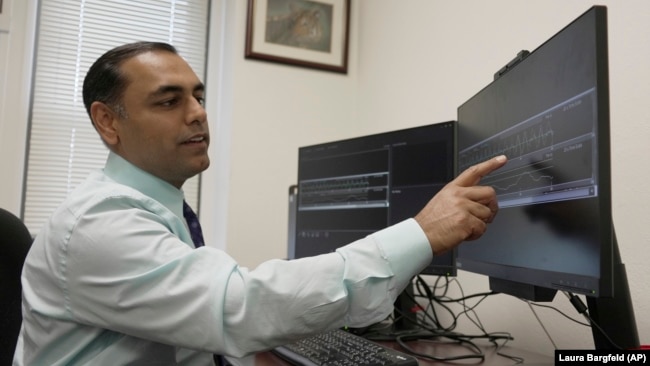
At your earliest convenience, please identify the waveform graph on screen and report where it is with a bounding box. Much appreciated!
[459,88,599,208]
[298,172,389,211]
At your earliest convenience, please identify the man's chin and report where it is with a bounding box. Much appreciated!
[199,157,210,171]
[192,157,210,175]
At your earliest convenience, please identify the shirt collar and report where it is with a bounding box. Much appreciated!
[103,152,184,219]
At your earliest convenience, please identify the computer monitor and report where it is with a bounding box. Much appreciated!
[290,121,456,332]
[456,6,638,349]
[291,121,456,277]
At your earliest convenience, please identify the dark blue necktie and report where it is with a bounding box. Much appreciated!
[183,201,229,365]
[182,200,205,248]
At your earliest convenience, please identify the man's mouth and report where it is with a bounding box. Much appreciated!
[183,135,207,144]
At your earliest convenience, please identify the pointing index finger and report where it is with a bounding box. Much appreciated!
[454,155,508,187]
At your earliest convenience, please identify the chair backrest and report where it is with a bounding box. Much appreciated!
[0,208,33,365]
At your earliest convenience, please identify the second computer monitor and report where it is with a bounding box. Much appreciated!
[292,121,457,276]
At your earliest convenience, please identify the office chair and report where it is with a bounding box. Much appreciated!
[0,208,33,365]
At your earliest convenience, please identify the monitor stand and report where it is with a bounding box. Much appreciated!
[393,280,419,332]
[586,232,639,350]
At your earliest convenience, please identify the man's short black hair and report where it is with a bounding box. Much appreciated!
[82,41,178,122]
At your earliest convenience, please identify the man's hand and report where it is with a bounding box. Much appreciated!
[414,155,508,255]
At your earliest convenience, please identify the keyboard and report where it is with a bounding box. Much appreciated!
[271,328,418,366]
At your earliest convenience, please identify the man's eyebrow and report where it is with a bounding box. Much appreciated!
[149,82,205,97]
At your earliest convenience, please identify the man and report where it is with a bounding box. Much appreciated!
[13,41,507,365]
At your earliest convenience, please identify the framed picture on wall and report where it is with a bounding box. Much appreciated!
[245,0,350,74]
[0,0,10,32]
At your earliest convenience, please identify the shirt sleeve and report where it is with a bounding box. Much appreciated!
[44,196,433,358]
[221,218,432,356]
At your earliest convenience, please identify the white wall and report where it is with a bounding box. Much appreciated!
[1,0,647,358]
[0,0,36,217]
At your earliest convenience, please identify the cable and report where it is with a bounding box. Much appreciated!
[396,333,486,363]
[414,275,458,332]
[394,276,529,364]
[524,300,590,327]
[525,300,558,349]
[564,292,623,350]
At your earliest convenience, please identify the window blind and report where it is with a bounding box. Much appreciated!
[24,0,210,235]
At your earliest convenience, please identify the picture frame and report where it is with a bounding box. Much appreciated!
[245,0,350,74]
[0,0,10,33]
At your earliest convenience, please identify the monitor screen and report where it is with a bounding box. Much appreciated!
[292,121,456,276]
[456,6,613,298]
[457,6,639,350]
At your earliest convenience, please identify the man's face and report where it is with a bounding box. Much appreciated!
[111,50,210,188]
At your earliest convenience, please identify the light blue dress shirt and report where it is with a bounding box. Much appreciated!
[14,152,433,365]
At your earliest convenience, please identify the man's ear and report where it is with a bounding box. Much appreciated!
[90,101,120,146]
